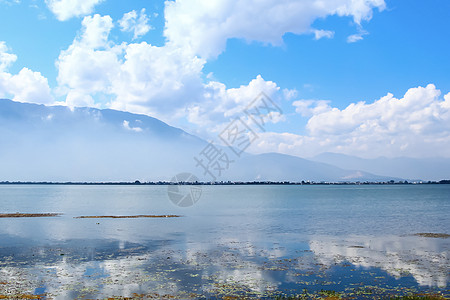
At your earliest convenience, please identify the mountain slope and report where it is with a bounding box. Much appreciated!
[0,99,398,182]
[0,99,205,181]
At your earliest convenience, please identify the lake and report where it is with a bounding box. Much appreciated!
[0,184,449,299]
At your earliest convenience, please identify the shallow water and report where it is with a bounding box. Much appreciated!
[0,184,449,299]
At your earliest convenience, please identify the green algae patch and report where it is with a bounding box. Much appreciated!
[0,294,44,299]
[414,233,450,238]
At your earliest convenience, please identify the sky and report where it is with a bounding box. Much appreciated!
[1,0,450,159]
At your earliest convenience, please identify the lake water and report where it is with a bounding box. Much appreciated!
[0,184,449,299]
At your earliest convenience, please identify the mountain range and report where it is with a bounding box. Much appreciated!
[311,152,450,182]
[1,99,448,182]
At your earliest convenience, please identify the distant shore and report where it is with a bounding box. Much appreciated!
[0,180,449,185]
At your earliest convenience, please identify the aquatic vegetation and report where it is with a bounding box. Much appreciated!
[392,294,447,299]
[0,185,448,299]
[0,294,44,299]
[414,233,450,238]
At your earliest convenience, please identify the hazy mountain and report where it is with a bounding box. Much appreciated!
[0,99,398,182]
[225,152,399,182]
[311,152,450,181]
[0,99,205,182]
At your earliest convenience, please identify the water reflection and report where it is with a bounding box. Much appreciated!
[1,185,449,298]
[0,232,448,299]
[310,235,449,288]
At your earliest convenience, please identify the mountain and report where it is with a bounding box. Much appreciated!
[311,152,450,181]
[225,152,399,182]
[0,99,398,182]
[0,99,205,182]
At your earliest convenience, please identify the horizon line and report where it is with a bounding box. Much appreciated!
[1,180,449,185]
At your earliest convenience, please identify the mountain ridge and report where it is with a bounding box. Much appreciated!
[311,152,450,181]
[0,99,402,182]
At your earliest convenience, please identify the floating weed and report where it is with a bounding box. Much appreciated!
[318,289,342,298]
[0,239,448,299]
[0,294,44,299]
[413,233,450,238]
[391,293,447,299]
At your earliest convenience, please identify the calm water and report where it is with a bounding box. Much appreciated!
[0,184,449,299]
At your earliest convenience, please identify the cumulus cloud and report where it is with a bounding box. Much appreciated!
[6,68,53,104]
[109,42,205,117]
[250,84,450,158]
[119,8,152,40]
[55,14,281,127]
[64,89,96,107]
[56,15,120,105]
[55,0,386,125]
[164,0,386,58]
[45,0,103,21]
[56,15,205,120]
[55,16,283,133]
[0,41,53,104]
[186,75,283,135]
[51,7,450,160]
[307,84,447,136]
[80,14,114,48]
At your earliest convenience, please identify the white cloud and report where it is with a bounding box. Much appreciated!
[335,0,385,25]
[56,15,120,104]
[45,0,103,21]
[283,88,298,101]
[250,84,450,158]
[347,29,368,43]
[313,84,450,137]
[57,45,119,94]
[7,68,53,104]
[0,41,17,72]
[109,42,205,118]
[186,75,282,135]
[64,89,96,107]
[0,41,53,104]
[54,0,386,126]
[119,8,152,40]
[164,0,385,58]
[293,99,332,117]
[56,15,206,121]
[80,14,114,49]
[123,120,143,132]
[313,29,334,40]
[55,17,283,133]
[52,10,450,160]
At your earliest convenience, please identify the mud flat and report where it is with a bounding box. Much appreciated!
[74,215,181,219]
[0,213,62,218]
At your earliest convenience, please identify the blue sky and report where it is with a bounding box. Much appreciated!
[1,0,450,158]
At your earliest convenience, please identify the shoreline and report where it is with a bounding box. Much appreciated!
[1,180,449,185]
